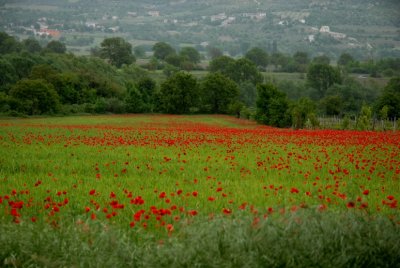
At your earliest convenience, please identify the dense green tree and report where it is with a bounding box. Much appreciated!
[269,53,290,70]
[201,73,239,114]
[209,56,235,74]
[293,52,310,65]
[99,37,135,68]
[165,54,183,67]
[22,38,42,53]
[255,83,291,127]
[46,40,66,54]
[312,55,331,65]
[0,58,17,90]
[9,79,60,114]
[324,79,370,116]
[375,77,400,119]
[337,53,355,67]
[209,56,263,85]
[153,42,176,60]
[357,105,372,130]
[51,72,83,104]
[163,63,180,77]
[293,51,309,72]
[245,47,269,68]
[160,72,198,114]
[307,63,342,98]
[125,83,145,113]
[29,64,58,81]
[6,54,36,79]
[0,32,21,54]
[137,77,157,112]
[291,97,318,129]
[320,95,343,116]
[121,64,149,81]
[180,47,200,64]
[231,58,263,85]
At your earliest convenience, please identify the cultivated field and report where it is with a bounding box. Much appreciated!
[1,115,399,267]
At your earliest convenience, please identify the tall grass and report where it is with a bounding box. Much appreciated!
[1,210,399,267]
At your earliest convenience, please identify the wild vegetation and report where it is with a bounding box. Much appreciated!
[1,31,399,131]
[1,1,400,265]
[0,115,399,267]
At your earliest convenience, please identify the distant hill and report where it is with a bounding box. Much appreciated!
[1,0,399,59]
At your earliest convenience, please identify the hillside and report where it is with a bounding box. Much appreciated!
[1,0,399,59]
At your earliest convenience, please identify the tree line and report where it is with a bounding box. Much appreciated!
[0,32,399,130]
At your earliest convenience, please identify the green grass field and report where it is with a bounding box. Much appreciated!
[1,115,399,267]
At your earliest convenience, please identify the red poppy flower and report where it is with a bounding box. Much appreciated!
[223,208,232,215]
[166,224,174,232]
[290,188,299,194]
[188,210,198,216]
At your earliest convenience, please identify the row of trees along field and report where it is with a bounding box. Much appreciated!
[1,32,399,129]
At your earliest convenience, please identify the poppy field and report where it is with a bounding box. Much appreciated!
[1,114,400,267]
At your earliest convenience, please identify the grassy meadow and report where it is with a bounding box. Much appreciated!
[1,115,399,267]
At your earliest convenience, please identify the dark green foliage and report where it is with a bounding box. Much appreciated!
[0,58,17,90]
[307,63,342,98]
[337,53,355,67]
[153,42,176,61]
[232,58,263,85]
[51,72,84,104]
[165,54,183,67]
[208,55,235,74]
[100,37,135,68]
[201,72,239,114]
[0,32,21,54]
[125,78,157,113]
[160,72,198,114]
[179,47,200,64]
[270,52,290,69]
[245,47,269,68]
[209,56,263,85]
[22,38,42,53]
[125,85,145,113]
[292,97,318,129]
[312,55,331,65]
[320,95,343,116]
[5,53,37,80]
[29,64,58,83]
[137,77,156,112]
[9,79,60,115]
[292,51,310,72]
[46,40,67,54]
[375,77,400,119]
[255,83,291,127]
[323,77,377,116]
